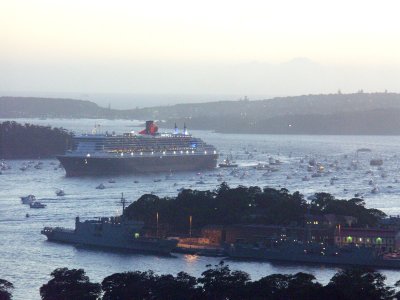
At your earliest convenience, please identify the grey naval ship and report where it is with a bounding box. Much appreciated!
[226,239,400,269]
[57,121,218,176]
[41,195,178,255]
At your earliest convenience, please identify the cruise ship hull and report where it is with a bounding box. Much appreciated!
[57,154,218,176]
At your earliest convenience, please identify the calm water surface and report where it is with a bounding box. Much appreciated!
[1,118,400,299]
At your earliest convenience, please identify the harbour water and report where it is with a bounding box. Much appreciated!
[1,118,400,299]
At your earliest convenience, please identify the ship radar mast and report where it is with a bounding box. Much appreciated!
[120,192,127,215]
[91,124,101,134]
[183,123,188,135]
[174,123,179,134]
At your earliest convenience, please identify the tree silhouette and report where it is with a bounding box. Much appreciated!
[0,121,72,159]
[198,261,250,300]
[101,271,155,300]
[151,272,200,300]
[40,268,101,300]
[248,272,322,300]
[0,279,14,300]
[124,183,383,233]
[324,268,395,300]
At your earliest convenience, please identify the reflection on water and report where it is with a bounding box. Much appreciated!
[184,254,199,264]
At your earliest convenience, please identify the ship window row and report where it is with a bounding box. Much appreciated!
[107,147,216,154]
[336,236,393,244]
[74,143,214,152]
[102,140,207,147]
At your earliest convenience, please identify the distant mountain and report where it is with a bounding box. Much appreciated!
[2,93,400,134]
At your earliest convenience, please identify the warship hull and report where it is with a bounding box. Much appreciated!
[227,244,400,269]
[42,228,177,255]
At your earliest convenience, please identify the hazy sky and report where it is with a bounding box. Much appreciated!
[1,0,399,108]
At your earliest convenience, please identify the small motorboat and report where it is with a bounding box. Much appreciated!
[56,189,65,196]
[21,195,36,204]
[219,154,238,168]
[218,159,238,168]
[108,179,116,183]
[96,183,106,190]
[370,159,383,166]
[30,202,46,209]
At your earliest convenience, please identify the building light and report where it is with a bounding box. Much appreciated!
[140,152,143,155]
[131,152,134,156]
[204,151,207,154]
[121,153,124,156]
[173,151,176,154]
[86,153,91,157]
[214,150,217,154]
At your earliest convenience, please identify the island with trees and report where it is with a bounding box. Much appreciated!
[124,183,386,234]
[0,121,73,159]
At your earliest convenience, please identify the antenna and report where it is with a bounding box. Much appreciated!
[174,123,178,134]
[120,193,127,215]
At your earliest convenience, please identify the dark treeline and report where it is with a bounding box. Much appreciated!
[0,121,73,159]
[124,183,385,234]
[3,93,400,134]
[3,262,399,300]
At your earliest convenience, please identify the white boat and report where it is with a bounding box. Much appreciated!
[21,195,36,204]
[56,189,65,196]
[30,202,46,209]
[218,155,238,168]
[96,183,106,190]
[371,186,379,194]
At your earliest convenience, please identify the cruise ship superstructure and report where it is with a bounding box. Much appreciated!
[57,121,218,176]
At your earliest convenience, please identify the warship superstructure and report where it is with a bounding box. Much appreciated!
[41,195,177,255]
[226,239,400,269]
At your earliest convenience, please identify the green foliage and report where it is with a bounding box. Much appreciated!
[101,270,199,300]
[0,279,14,300]
[39,268,101,300]
[151,272,200,300]
[198,261,250,300]
[124,183,384,232]
[324,268,395,300]
[248,272,323,300]
[102,271,155,300]
[37,266,400,300]
[0,121,73,159]
[310,193,385,226]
